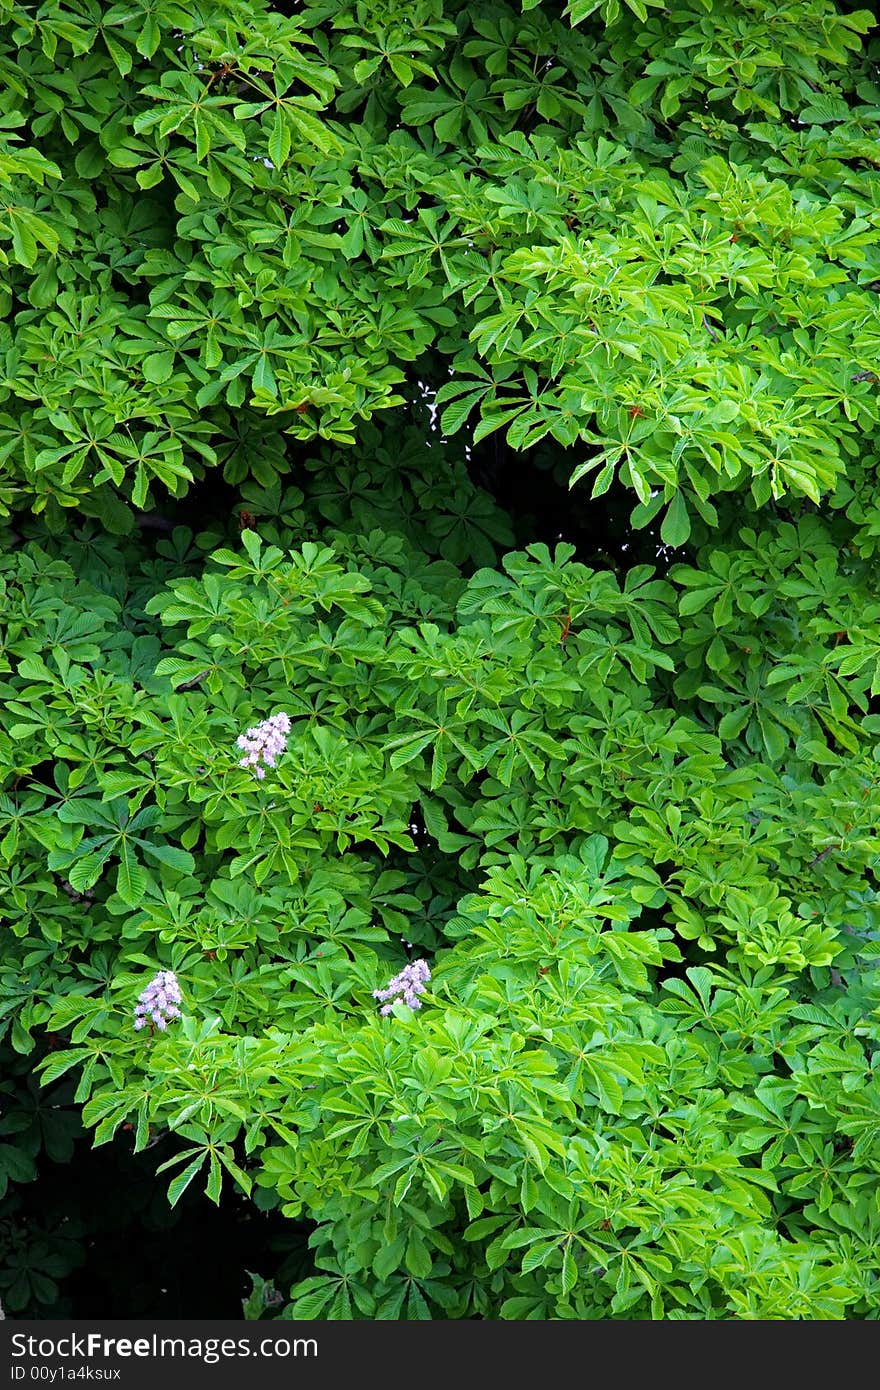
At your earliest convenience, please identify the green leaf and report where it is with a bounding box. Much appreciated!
[142,351,176,385]
[116,847,147,906]
[206,1152,223,1205]
[660,492,691,548]
[142,842,196,874]
[167,1156,206,1208]
[522,1240,559,1275]
[68,852,109,893]
[405,1234,433,1279]
[561,1244,578,1297]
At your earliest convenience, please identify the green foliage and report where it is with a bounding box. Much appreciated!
[1,0,879,531]
[3,0,880,1321]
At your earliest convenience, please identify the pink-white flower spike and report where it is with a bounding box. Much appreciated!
[134,970,182,1032]
[373,959,431,1017]
[237,712,291,779]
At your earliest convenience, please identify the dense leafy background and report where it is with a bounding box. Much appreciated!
[3,0,880,1320]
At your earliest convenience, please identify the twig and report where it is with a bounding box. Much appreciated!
[808,843,838,867]
[177,670,209,690]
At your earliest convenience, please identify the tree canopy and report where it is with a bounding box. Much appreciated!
[3,0,880,1320]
